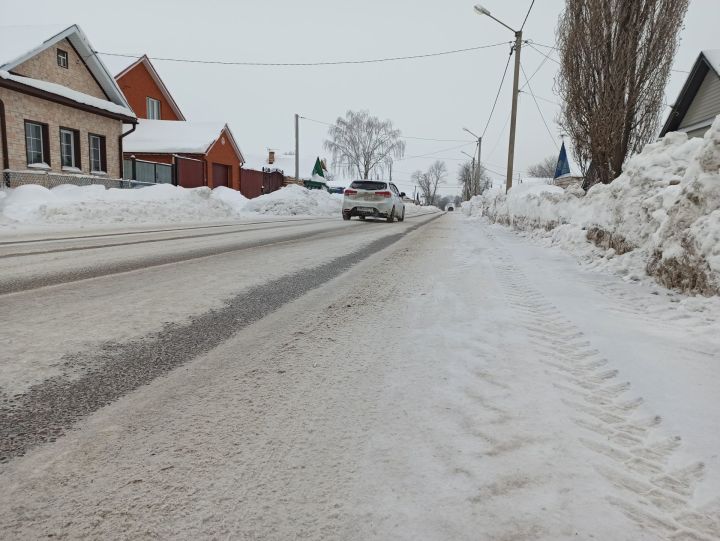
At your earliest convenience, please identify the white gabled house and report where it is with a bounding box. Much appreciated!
[661,50,720,139]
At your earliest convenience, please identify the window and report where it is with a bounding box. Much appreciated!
[89,134,106,172]
[349,181,387,191]
[59,128,80,168]
[146,97,161,120]
[25,121,48,165]
[57,49,68,69]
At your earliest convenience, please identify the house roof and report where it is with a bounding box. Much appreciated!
[124,119,244,161]
[0,69,136,120]
[115,55,186,121]
[0,24,134,114]
[661,50,720,136]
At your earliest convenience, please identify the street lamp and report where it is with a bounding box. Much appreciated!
[474,4,522,194]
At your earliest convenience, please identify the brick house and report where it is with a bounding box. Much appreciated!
[115,55,185,122]
[0,25,137,185]
[116,55,244,189]
[123,120,245,189]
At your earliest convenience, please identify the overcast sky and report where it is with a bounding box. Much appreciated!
[2,0,717,195]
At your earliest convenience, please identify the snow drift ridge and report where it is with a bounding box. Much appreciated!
[463,117,720,295]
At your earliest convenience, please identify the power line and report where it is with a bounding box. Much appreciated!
[527,43,560,66]
[482,49,513,138]
[521,90,560,106]
[520,0,536,31]
[520,62,560,151]
[528,40,691,74]
[397,142,475,161]
[96,41,511,67]
[300,116,474,143]
[519,46,551,91]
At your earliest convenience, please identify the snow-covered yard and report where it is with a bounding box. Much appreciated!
[463,117,720,295]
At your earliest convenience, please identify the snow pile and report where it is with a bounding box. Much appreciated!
[405,203,441,216]
[0,184,344,230]
[243,185,341,216]
[0,184,240,226]
[463,118,720,295]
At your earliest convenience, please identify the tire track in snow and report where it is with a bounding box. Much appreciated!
[482,224,720,541]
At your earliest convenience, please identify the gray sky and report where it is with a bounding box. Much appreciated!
[2,0,717,195]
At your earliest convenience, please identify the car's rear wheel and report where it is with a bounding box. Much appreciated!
[359,215,366,221]
[387,207,395,223]
[398,208,405,222]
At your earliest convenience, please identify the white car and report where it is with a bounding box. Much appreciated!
[342,181,406,222]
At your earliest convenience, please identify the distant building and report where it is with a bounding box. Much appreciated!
[115,55,243,189]
[661,50,720,139]
[0,25,136,186]
[238,150,286,199]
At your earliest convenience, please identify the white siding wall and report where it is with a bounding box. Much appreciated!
[680,71,720,129]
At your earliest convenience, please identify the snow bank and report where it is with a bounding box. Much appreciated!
[464,118,720,295]
[0,184,343,231]
[243,185,341,216]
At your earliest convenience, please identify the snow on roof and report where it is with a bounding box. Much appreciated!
[0,24,69,67]
[0,24,132,111]
[124,119,238,156]
[702,50,720,76]
[0,70,135,119]
[242,152,323,180]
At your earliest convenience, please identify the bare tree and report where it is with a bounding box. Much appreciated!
[459,160,490,200]
[527,155,557,178]
[324,110,406,180]
[556,0,688,189]
[416,161,447,206]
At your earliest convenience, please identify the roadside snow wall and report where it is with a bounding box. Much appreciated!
[463,117,720,295]
[0,184,342,230]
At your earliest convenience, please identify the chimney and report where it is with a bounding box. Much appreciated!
[268,150,275,164]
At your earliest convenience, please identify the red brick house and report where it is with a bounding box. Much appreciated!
[115,55,185,122]
[123,120,244,189]
[0,25,137,186]
[116,55,244,189]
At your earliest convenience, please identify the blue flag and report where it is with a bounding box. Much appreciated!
[554,142,571,178]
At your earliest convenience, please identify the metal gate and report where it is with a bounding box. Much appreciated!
[176,156,205,188]
[212,163,230,188]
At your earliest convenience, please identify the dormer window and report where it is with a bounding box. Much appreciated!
[57,49,69,69]
[146,97,161,120]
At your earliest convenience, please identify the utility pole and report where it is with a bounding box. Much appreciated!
[506,31,522,193]
[294,114,299,183]
[473,4,523,194]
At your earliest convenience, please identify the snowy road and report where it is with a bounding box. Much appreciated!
[1,214,719,540]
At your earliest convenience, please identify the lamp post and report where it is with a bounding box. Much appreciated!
[461,150,476,200]
[474,4,522,193]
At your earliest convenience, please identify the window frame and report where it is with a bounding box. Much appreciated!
[24,120,50,166]
[59,127,81,169]
[88,133,107,173]
[146,97,161,120]
[57,48,69,69]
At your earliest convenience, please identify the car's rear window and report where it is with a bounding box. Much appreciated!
[349,181,387,191]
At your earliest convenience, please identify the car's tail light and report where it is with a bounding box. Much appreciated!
[344,189,357,195]
[375,191,392,198]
